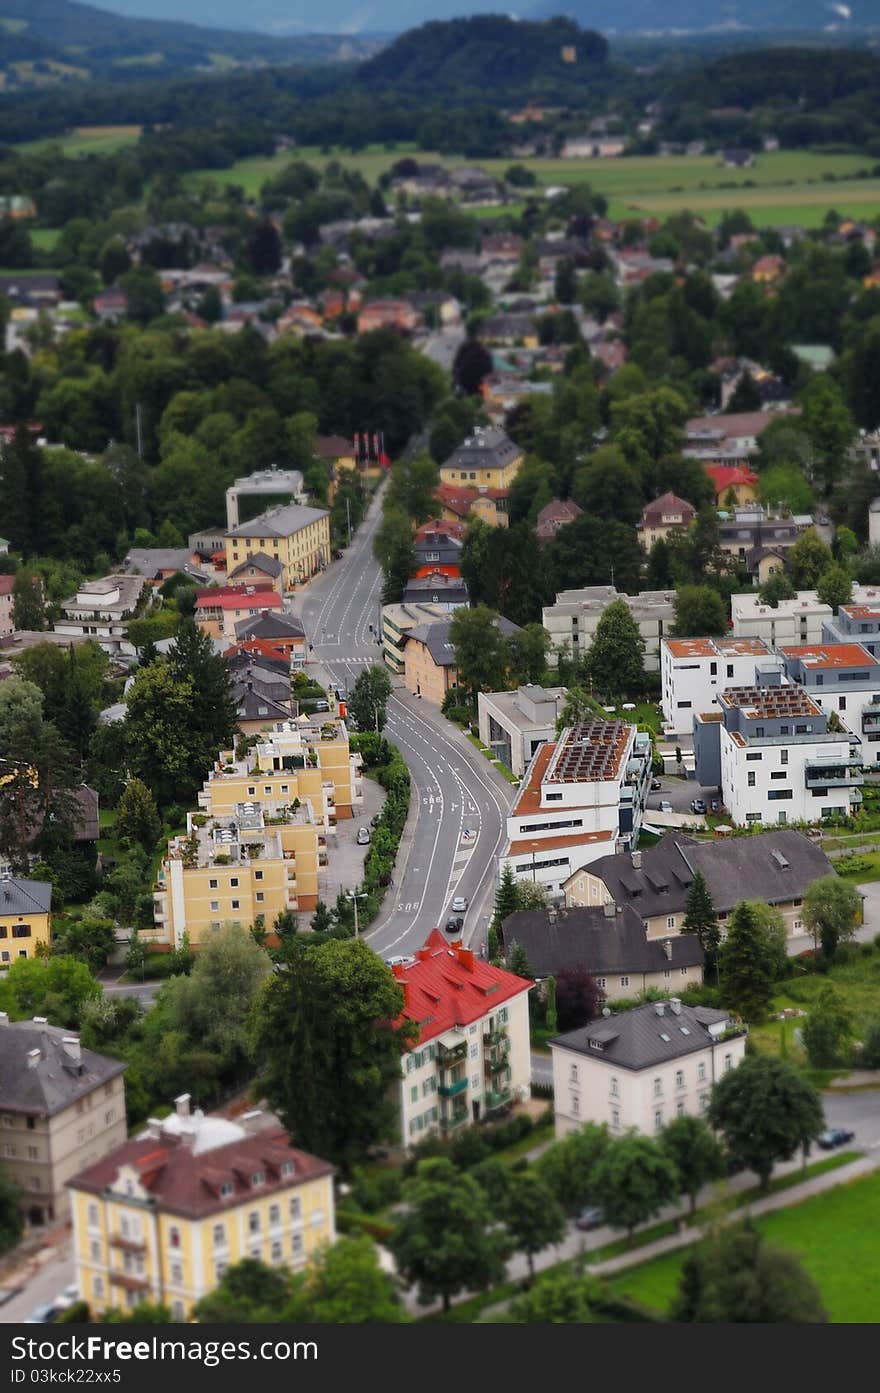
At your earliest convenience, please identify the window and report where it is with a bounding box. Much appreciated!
[88,1203,99,1227]
[839,696,847,711]
[571,1093,580,1115]
[469,1044,478,1059]
[747,771,756,787]
[676,1101,686,1117]
[795,724,808,734]
[212,1224,226,1247]
[271,1240,283,1262]
[256,893,264,903]
[570,1063,578,1082]
[620,976,629,988]
[231,900,240,911]
[2,1144,14,1158]
[209,879,218,890]
[248,1212,260,1234]
[220,1181,233,1199]
[677,700,692,709]
[770,771,787,780]
[664,969,671,980]
[215,1263,228,1281]
[724,1053,733,1072]
[768,789,792,801]
[666,915,675,929]
[596,977,606,988]
[210,901,219,913]
[610,1077,619,1097]
[755,726,764,738]
[281,1160,295,1178]
[726,664,734,678]
[255,871,263,882]
[471,1074,480,1091]
[680,967,689,977]
[697,1062,707,1082]
[269,1203,280,1227]
[230,878,239,889]
[93,1278,104,1299]
[169,1227,180,1248]
[291,1232,304,1256]
[410,1085,418,1103]
[172,1301,185,1321]
[171,1263,183,1285]
[781,749,788,765]
[251,1171,265,1188]
[699,1092,709,1112]
[675,1069,684,1088]
[654,1109,663,1131]
[611,1108,620,1131]
[653,1077,662,1097]
[290,1197,302,1221]
[746,752,762,762]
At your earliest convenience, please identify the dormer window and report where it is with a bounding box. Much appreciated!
[220,1181,234,1199]
[251,1171,265,1188]
[281,1161,295,1177]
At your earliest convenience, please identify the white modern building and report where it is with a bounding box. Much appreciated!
[661,636,772,736]
[542,586,676,672]
[694,684,863,826]
[500,718,652,898]
[730,591,831,647]
[392,931,533,1141]
[779,642,880,761]
[53,574,147,656]
[225,468,305,530]
[550,999,747,1138]
[477,684,567,777]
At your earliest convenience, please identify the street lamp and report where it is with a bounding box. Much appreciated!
[347,890,368,939]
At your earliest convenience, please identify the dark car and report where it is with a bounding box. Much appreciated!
[690,798,707,814]
[574,1206,604,1231]
[445,917,464,935]
[817,1127,855,1149]
[650,779,662,791]
[333,549,345,560]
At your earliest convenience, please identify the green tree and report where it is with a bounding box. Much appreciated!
[0,677,79,872]
[786,528,833,590]
[718,900,776,1021]
[194,1258,289,1323]
[310,901,332,934]
[584,599,646,699]
[673,1220,827,1322]
[103,1302,171,1324]
[492,864,521,929]
[385,452,439,524]
[801,984,853,1068]
[50,916,115,973]
[708,1056,823,1192]
[505,1170,566,1278]
[758,463,815,516]
[593,1131,679,1240]
[758,570,796,608]
[167,620,239,785]
[389,1157,508,1312]
[0,955,101,1028]
[557,686,594,729]
[816,564,852,612]
[802,875,861,961]
[800,374,853,494]
[682,871,721,984]
[253,938,410,1173]
[373,508,415,605]
[0,1166,23,1254]
[163,924,272,1080]
[283,1234,406,1323]
[115,778,161,852]
[672,586,728,638]
[348,665,392,735]
[11,569,45,632]
[449,605,509,702]
[509,1262,601,1323]
[537,1123,610,1214]
[660,1114,725,1215]
[506,624,551,686]
[124,662,198,807]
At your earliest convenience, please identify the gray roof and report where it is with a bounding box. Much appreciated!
[228,552,284,580]
[228,503,328,539]
[0,878,51,917]
[235,612,305,641]
[551,999,730,1071]
[233,686,291,721]
[585,830,834,919]
[403,615,519,667]
[401,574,470,604]
[441,427,521,473]
[501,904,703,979]
[123,549,197,577]
[0,1019,125,1117]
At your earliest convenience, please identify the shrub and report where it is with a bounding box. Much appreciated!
[350,1166,402,1213]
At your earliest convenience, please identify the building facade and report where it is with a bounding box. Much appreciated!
[661,637,772,736]
[439,427,524,491]
[0,877,52,963]
[53,575,146,656]
[195,719,361,823]
[194,585,283,642]
[477,685,567,777]
[225,504,330,593]
[779,643,880,761]
[636,492,696,550]
[731,591,832,647]
[543,587,676,672]
[69,1097,335,1320]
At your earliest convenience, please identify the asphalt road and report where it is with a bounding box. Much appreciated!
[297,483,514,961]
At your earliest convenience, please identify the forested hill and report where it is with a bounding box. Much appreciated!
[356,16,608,97]
[532,0,880,31]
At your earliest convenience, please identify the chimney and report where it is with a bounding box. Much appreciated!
[663,938,673,961]
[670,997,681,1016]
[174,1093,191,1118]
[240,1109,264,1134]
[603,900,616,918]
[62,1037,81,1062]
[456,947,475,972]
[654,1001,665,1016]
[631,850,642,869]
[145,1118,162,1140]
[27,1048,41,1069]
[0,1012,8,1027]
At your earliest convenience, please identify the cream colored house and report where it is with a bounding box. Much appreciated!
[0,1016,126,1226]
[69,1096,335,1321]
[225,503,330,592]
[392,931,533,1142]
[550,999,747,1138]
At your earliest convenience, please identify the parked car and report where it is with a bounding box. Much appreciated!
[690,798,707,814]
[53,1285,79,1311]
[451,895,468,913]
[385,955,414,968]
[445,917,464,935]
[710,799,722,813]
[333,549,345,560]
[312,698,330,712]
[356,827,371,845]
[659,800,673,813]
[650,778,662,791]
[817,1127,855,1149]
[24,1302,61,1323]
[574,1206,604,1231]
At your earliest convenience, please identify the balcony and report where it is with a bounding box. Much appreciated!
[482,1027,508,1048]
[438,1075,467,1097]
[109,1234,146,1253]
[863,704,880,733]
[437,1039,468,1065]
[108,1271,149,1293]
[804,757,863,789]
[439,1104,469,1132]
[484,1087,512,1112]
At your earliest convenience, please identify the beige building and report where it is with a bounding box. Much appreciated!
[0,1016,126,1226]
[439,427,524,491]
[636,492,696,550]
[550,999,747,1138]
[196,718,361,824]
[401,621,458,705]
[69,1096,335,1321]
[381,602,449,675]
[150,803,325,949]
[543,586,677,672]
[392,930,533,1141]
[225,503,330,593]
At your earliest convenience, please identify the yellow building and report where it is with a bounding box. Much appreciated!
[438,426,524,491]
[197,718,362,825]
[150,804,325,950]
[402,623,458,705]
[0,877,52,964]
[69,1095,336,1321]
[225,503,331,593]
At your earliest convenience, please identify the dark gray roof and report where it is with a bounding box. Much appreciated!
[73,785,100,844]
[228,503,328,539]
[551,1000,730,1071]
[402,575,470,605]
[235,612,305,641]
[0,878,51,917]
[587,830,833,919]
[402,615,519,667]
[442,427,521,474]
[123,548,197,577]
[501,904,703,979]
[0,1019,125,1117]
[229,552,284,580]
[226,650,290,679]
[233,686,291,721]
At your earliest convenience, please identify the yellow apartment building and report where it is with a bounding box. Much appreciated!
[198,718,362,824]
[438,426,524,490]
[225,503,331,593]
[69,1095,335,1321]
[150,804,326,950]
[0,877,52,963]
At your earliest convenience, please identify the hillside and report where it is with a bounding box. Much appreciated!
[0,0,384,90]
[532,0,880,31]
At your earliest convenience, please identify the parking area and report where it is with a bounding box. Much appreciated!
[645,773,720,816]
[309,775,386,918]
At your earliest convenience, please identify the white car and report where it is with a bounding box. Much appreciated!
[659,801,673,813]
[385,955,414,968]
[356,826,371,845]
[451,896,468,914]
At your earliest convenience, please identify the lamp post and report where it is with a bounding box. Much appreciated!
[347,889,368,939]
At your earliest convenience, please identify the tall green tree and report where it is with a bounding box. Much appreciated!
[492,864,521,930]
[537,1123,610,1214]
[283,1235,406,1323]
[584,598,646,699]
[683,871,721,983]
[11,568,45,632]
[252,938,411,1173]
[348,665,392,735]
[115,777,161,852]
[449,605,509,701]
[816,564,852,612]
[194,1258,289,1323]
[800,374,853,494]
[0,677,79,872]
[389,1157,508,1312]
[509,1262,601,1323]
[802,875,861,961]
[672,585,728,638]
[167,619,239,780]
[660,1114,725,1215]
[718,900,776,1021]
[673,1221,827,1322]
[504,1172,566,1278]
[385,452,439,523]
[708,1056,823,1192]
[373,508,415,605]
[801,984,853,1069]
[786,528,833,590]
[593,1132,679,1240]
[758,570,796,608]
[124,662,199,807]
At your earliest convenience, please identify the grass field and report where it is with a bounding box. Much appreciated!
[608,1168,880,1322]
[29,227,59,252]
[748,948,880,1064]
[15,125,143,157]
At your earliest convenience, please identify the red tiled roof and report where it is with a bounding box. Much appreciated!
[224,639,292,664]
[706,464,759,491]
[69,1127,334,1220]
[196,585,281,612]
[393,929,532,1045]
[640,492,696,525]
[435,483,510,516]
[510,743,555,816]
[507,829,614,856]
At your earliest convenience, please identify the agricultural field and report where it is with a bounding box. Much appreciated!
[15,125,143,156]
[607,1169,880,1322]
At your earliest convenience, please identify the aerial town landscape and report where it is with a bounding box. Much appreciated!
[2,0,880,1341]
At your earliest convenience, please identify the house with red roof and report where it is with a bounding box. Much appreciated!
[705,464,759,506]
[392,930,533,1141]
[194,584,282,641]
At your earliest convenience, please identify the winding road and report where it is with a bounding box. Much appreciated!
[296,483,514,961]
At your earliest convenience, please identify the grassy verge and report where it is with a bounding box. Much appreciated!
[464,731,519,783]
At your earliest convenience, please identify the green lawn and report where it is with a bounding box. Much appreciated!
[14,125,143,157]
[836,849,880,882]
[608,1168,880,1322]
[29,227,60,252]
[748,948,880,1066]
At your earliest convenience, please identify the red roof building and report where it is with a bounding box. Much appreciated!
[194,584,282,640]
[536,498,583,541]
[705,464,760,504]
